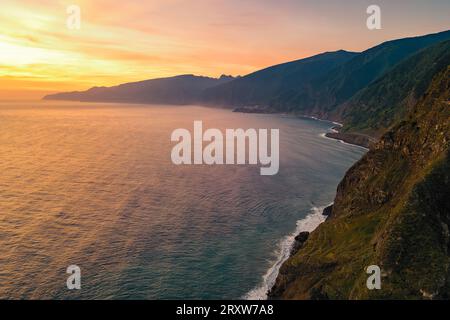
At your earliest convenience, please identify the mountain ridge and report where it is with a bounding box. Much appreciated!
[44,29,450,144]
[42,29,450,300]
[201,50,358,109]
[44,74,235,105]
[268,29,450,115]
[336,40,450,136]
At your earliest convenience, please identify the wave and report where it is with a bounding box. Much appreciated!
[320,132,369,150]
[244,204,330,300]
[300,114,343,127]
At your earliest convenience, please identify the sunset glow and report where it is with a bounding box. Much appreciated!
[1,0,449,100]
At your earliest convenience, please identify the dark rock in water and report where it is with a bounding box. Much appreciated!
[295,231,310,243]
[322,205,333,217]
[291,231,310,255]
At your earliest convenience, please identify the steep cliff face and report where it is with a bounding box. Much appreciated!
[269,67,450,299]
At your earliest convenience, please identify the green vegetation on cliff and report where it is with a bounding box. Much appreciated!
[45,30,450,136]
[202,50,357,108]
[272,30,450,116]
[338,40,450,137]
[269,66,450,300]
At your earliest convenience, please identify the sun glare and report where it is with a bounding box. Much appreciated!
[0,41,66,66]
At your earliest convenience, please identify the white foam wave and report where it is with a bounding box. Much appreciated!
[244,204,331,300]
[320,131,369,150]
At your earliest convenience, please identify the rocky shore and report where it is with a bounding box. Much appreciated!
[266,67,450,299]
[232,108,376,149]
[325,126,375,149]
[268,204,333,298]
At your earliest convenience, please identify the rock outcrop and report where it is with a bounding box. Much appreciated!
[269,66,450,299]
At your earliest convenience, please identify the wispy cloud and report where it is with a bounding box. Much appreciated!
[1,0,449,99]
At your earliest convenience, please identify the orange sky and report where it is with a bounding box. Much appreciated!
[1,0,449,100]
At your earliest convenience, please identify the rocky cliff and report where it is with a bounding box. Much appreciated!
[269,66,450,299]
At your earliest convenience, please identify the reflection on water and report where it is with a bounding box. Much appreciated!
[0,102,365,299]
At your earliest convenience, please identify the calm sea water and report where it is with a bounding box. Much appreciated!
[0,101,365,299]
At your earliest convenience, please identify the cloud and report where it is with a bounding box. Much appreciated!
[1,0,449,99]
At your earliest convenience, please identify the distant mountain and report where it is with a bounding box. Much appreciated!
[44,74,235,105]
[202,50,358,109]
[337,40,450,136]
[43,30,450,300]
[270,29,450,115]
[44,30,450,137]
[270,65,450,300]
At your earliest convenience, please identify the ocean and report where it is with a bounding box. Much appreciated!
[0,101,365,299]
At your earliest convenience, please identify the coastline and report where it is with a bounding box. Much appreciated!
[266,205,334,300]
[296,116,374,149]
[324,130,374,149]
[245,204,332,300]
[244,119,370,300]
[40,99,374,149]
[320,131,370,150]
[289,116,374,150]
[234,107,375,149]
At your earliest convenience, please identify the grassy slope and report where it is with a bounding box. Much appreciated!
[269,67,450,299]
[202,51,357,108]
[270,30,450,117]
[338,40,450,137]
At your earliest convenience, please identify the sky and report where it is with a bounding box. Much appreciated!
[0,0,449,100]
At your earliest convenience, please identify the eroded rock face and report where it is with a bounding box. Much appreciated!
[322,205,333,218]
[269,67,450,300]
[291,232,310,256]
